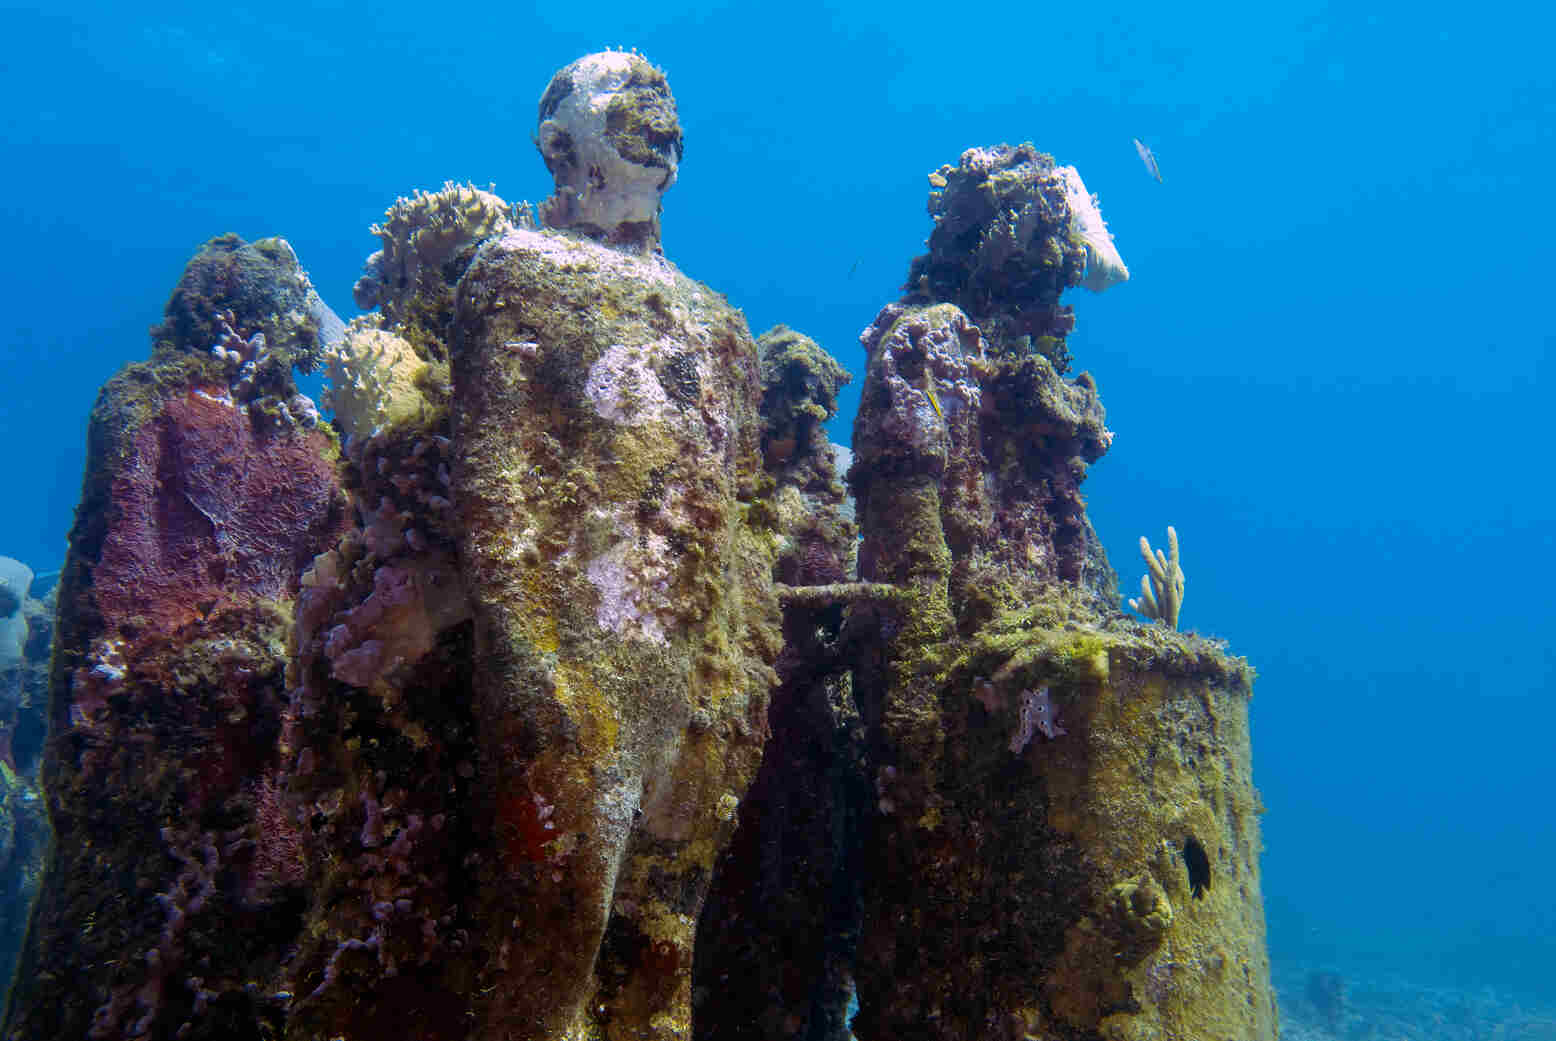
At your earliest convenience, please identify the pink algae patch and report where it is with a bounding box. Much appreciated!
[91,385,347,634]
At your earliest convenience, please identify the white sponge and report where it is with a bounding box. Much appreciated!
[0,556,32,668]
[1057,166,1129,292]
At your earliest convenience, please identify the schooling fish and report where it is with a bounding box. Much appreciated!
[1133,138,1163,183]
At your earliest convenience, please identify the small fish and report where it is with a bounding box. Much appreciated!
[1133,138,1163,183]
[920,374,943,421]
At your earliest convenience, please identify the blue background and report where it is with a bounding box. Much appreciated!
[2,0,1551,1003]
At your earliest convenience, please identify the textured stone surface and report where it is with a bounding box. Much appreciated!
[849,598,1275,1041]
[851,301,1116,627]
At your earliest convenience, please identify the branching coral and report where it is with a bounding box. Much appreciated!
[1129,526,1185,629]
[352,181,525,327]
[150,234,342,375]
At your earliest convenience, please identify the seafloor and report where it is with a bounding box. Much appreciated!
[1273,961,1556,1041]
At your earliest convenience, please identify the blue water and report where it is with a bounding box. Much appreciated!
[3,0,1552,1014]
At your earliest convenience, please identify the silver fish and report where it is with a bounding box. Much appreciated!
[1133,138,1163,183]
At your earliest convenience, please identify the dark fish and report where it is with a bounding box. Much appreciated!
[1133,137,1164,183]
[1182,835,1211,898]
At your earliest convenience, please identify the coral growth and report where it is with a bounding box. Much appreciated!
[904,142,1124,371]
[89,384,347,636]
[1130,526,1186,629]
[352,181,525,342]
[151,233,343,374]
[322,319,431,441]
[322,550,469,689]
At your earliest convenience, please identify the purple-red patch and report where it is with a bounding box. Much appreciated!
[92,386,346,634]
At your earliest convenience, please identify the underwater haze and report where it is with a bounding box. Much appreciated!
[3,0,1553,1034]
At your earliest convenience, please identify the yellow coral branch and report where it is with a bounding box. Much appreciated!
[1128,525,1184,629]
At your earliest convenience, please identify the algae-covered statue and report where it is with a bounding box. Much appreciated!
[3,51,1274,1041]
[693,141,1276,1041]
[5,50,776,1041]
[0,557,49,1002]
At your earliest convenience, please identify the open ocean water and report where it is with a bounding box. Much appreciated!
[2,1,1552,1036]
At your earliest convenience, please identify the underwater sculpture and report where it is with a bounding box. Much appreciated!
[3,51,1274,1041]
[697,143,1274,1041]
[0,558,49,1002]
[1,232,353,1041]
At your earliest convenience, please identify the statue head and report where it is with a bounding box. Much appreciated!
[536,51,683,250]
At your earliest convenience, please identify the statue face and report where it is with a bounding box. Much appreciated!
[536,51,682,247]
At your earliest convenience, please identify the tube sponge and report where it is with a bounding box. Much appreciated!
[1057,166,1129,292]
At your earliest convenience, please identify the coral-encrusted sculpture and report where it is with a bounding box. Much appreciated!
[904,142,1127,373]
[2,61,1274,1041]
[836,150,1271,1041]
[3,239,350,1041]
[698,146,1274,1041]
[446,216,779,1040]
